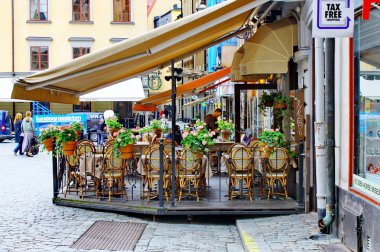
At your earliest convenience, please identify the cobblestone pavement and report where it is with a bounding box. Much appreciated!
[237,214,350,252]
[0,141,243,252]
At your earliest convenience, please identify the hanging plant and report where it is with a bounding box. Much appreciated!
[258,91,276,113]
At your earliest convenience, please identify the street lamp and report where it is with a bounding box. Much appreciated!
[164,63,183,207]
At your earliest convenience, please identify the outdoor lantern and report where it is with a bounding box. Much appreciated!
[103,110,114,120]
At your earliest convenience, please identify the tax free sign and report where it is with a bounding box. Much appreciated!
[312,0,354,37]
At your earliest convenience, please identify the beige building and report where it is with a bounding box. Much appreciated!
[0,0,147,118]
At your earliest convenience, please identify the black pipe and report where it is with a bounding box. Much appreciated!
[52,140,58,199]
[319,38,335,234]
[171,60,176,207]
[159,139,164,208]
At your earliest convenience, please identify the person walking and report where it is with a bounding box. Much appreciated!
[21,111,36,157]
[13,113,24,156]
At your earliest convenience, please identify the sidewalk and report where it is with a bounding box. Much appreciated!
[236,213,351,252]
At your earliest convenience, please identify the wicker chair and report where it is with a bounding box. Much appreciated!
[75,140,99,199]
[177,149,202,202]
[228,146,254,202]
[144,144,171,202]
[102,148,127,201]
[64,154,80,198]
[265,148,289,200]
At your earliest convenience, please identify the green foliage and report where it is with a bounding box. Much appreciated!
[139,125,151,133]
[38,125,59,141]
[258,129,285,147]
[258,91,276,113]
[105,116,123,130]
[181,120,215,155]
[57,126,77,143]
[150,119,163,130]
[217,120,234,132]
[114,128,136,148]
[71,122,84,132]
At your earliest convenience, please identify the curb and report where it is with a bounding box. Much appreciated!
[236,219,273,252]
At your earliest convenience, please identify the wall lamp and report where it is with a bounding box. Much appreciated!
[165,67,183,81]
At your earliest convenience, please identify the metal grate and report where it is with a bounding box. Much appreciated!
[71,221,146,251]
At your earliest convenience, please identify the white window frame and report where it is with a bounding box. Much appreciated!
[27,40,52,72]
[27,0,51,21]
[111,0,134,23]
[70,0,93,22]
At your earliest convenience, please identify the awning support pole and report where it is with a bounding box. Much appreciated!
[171,60,176,207]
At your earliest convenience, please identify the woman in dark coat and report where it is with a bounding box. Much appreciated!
[13,113,23,156]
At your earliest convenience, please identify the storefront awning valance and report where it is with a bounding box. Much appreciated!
[135,67,231,106]
[231,18,297,81]
[12,0,265,104]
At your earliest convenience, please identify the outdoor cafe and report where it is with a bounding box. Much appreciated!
[10,0,304,216]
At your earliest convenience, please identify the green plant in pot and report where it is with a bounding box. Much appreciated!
[258,91,276,113]
[181,120,215,156]
[71,122,84,138]
[38,125,60,152]
[105,116,123,136]
[56,126,78,156]
[150,119,164,138]
[114,128,136,159]
[258,129,285,158]
[217,119,234,140]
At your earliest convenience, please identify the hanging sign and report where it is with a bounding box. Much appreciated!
[312,0,354,38]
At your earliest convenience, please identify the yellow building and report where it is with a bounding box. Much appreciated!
[0,0,147,118]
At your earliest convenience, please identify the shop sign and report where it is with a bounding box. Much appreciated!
[312,0,354,38]
[34,114,87,136]
[353,174,380,201]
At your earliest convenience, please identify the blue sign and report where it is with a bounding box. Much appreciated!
[34,114,87,136]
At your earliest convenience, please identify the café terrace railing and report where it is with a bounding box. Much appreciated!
[51,139,305,214]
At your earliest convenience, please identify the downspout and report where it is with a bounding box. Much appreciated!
[319,38,335,233]
[314,38,327,223]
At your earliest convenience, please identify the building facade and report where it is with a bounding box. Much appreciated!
[0,0,147,119]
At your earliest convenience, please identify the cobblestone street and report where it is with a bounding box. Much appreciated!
[0,141,243,252]
[0,140,349,252]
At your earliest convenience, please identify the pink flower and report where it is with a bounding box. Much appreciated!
[117,138,121,142]
[130,134,136,138]
[191,132,197,136]
[198,125,203,130]
[210,131,216,136]
[270,129,274,132]
[182,132,189,138]
[275,128,280,132]
[120,128,125,133]
[204,134,209,138]
[209,133,213,137]
[202,140,207,145]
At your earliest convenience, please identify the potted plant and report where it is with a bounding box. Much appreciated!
[273,93,293,110]
[57,126,78,156]
[181,120,215,157]
[258,91,275,113]
[217,120,234,140]
[38,126,59,152]
[105,116,123,135]
[258,129,285,158]
[150,119,164,138]
[114,128,136,159]
[71,122,84,138]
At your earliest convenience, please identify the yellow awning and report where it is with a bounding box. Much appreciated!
[12,0,265,104]
[231,18,297,81]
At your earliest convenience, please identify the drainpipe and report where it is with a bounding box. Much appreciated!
[314,38,327,223]
[319,38,335,233]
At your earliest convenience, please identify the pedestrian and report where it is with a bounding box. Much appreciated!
[21,111,36,157]
[13,113,24,156]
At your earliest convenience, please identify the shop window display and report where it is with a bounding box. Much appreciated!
[354,9,380,199]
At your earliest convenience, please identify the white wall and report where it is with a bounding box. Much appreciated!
[335,38,351,190]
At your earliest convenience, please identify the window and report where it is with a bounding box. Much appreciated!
[73,102,91,112]
[72,0,90,22]
[353,8,380,201]
[30,46,49,70]
[30,0,48,21]
[113,0,131,22]
[73,47,90,59]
